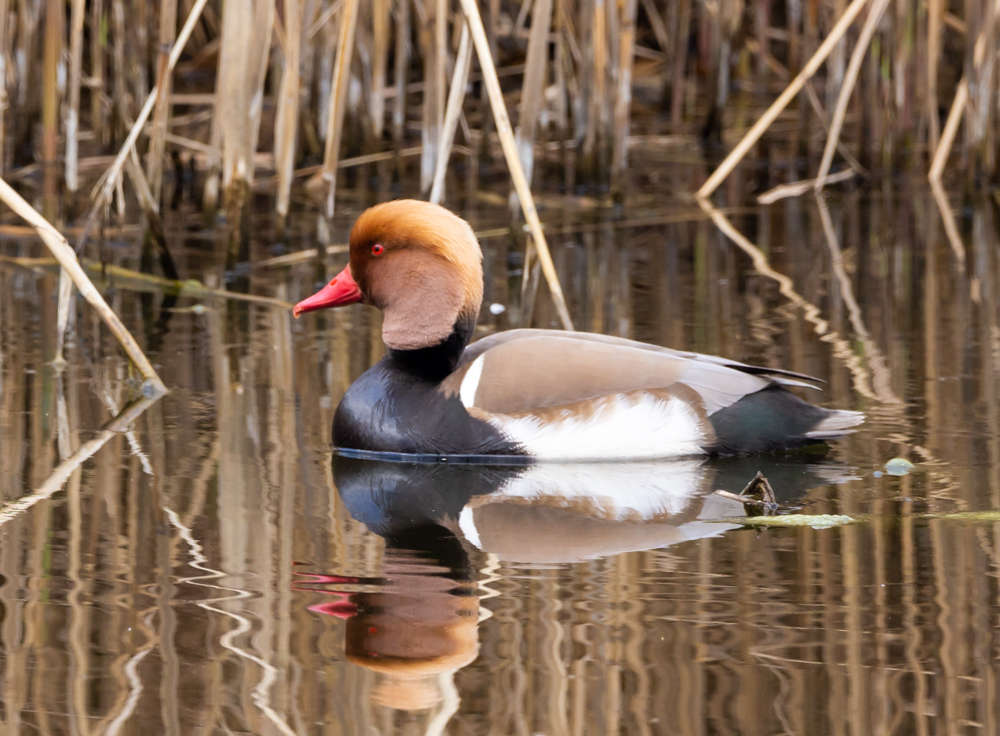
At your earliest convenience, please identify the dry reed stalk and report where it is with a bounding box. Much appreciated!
[758,169,857,203]
[0,0,9,173]
[65,0,86,192]
[640,0,670,54]
[611,0,638,198]
[371,0,389,140]
[930,86,968,182]
[420,0,448,193]
[125,146,178,279]
[111,0,127,134]
[429,20,473,205]
[84,0,211,247]
[697,0,869,198]
[511,0,553,212]
[583,0,608,175]
[90,0,106,149]
[311,0,360,219]
[552,1,571,186]
[929,178,967,269]
[477,0,501,157]
[275,0,305,218]
[804,80,868,174]
[927,0,943,152]
[457,0,574,330]
[41,0,61,181]
[308,0,344,38]
[670,0,691,127]
[203,96,223,215]
[217,0,274,195]
[55,270,74,367]
[147,0,179,202]
[0,178,167,395]
[815,0,890,191]
[393,0,411,144]
[929,4,998,182]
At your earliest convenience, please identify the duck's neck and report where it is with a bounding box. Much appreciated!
[385,312,476,382]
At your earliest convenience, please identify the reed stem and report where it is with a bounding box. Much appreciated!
[275,0,304,218]
[313,0,360,220]
[611,0,638,199]
[146,0,179,202]
[816,0,889,191]
[90,0,106,149]
[515,0,553,202]
[457,0,574,330]
[65,0,86,193]
[41,0,61,181]
[84,0,211,246]
[698,0,870,198]
[430,20,473,205]
[372,0,389,140]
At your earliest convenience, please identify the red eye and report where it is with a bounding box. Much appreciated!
[371,244,384,256]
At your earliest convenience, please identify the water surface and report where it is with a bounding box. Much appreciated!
[1,165,999,734]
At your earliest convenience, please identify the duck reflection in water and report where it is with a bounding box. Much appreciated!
[305,454,855,714]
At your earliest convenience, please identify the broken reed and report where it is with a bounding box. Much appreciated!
[0,0,998,223]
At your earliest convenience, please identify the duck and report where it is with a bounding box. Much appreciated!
[294,200,863,461]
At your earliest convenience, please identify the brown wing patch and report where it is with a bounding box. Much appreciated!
[460,328,823,387]
[465,335,761,414]
[468,338,684,412]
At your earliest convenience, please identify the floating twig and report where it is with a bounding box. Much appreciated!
[0,254,293,309]
[758,169,857,204]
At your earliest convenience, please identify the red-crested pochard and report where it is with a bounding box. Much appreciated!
[295,200,863,460]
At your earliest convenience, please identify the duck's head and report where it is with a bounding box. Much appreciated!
[293,200,484,351]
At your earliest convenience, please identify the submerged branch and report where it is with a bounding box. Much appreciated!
[0,178,167,395]
[0,254,294,309]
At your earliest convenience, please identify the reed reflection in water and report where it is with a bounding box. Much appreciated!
[0,184,999,733]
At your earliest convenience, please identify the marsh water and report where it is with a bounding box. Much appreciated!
[2,153,1000,735]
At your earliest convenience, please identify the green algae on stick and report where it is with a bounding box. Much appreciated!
[723,514,856,529]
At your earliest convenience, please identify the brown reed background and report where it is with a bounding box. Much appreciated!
[0,0,997,230]
[2,0,1000,732]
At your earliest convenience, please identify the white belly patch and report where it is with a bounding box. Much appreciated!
[486,392,708,461]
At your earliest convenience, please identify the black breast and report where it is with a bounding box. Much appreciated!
[332,357,523,457]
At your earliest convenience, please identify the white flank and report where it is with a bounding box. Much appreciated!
[458,506,481,548]
[459,355,485,407]
[490,393,707,461]
[805,409,865,438]
[489,459,708,520]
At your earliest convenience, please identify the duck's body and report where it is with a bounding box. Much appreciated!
[296,200,862,461]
